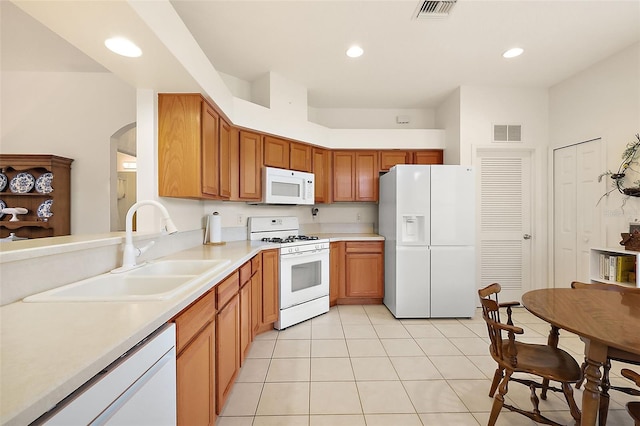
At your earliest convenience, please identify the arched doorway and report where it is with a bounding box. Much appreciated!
[110,123,137,231]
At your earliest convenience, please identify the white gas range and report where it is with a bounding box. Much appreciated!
[248,217,330,329]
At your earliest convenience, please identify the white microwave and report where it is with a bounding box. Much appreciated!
[260,167,315,205]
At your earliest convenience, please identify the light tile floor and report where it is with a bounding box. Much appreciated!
[217,305,635,426]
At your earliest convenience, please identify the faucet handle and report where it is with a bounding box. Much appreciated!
[137,240,155,257]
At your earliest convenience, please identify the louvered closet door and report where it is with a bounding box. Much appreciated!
[477,149,533,302]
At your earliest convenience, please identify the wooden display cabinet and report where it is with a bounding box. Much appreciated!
[0,154,73,239]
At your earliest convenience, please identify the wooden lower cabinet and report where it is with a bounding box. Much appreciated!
[173,289,217,426]
[216,292,240,414]
[251,254,263,338]
[329,242,343,306]
[332,241,384,305]
[261,249,279,324]
[176,320,216,426]
[239,270,252,365]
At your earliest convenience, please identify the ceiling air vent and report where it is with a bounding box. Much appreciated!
[493,125,522,143]
[415,1,457,19]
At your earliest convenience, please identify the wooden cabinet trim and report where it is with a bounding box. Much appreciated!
[239,261,252,286]
[217,271,240,309]
[174,289,216,354]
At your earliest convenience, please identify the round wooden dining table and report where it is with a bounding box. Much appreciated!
[522,288,640,426]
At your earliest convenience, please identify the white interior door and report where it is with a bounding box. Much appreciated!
[476,149,533,302]
[553,139,604,287]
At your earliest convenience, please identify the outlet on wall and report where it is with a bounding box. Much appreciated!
[356,212,362,222]
[237,214,243,225]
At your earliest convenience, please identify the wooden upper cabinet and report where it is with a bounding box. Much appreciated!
[264,136,312,172]
[201,102,220,197]
[218,119,232,198]
[333,151,378,202]
[312,148,331,204]
[158,93,229,199]
[380,150,412,171]
[379,149,443,171]
[239,130,262,200]
[263,136,290,169]
[333,151,356,201]
[290,142,312,172]
[413,150,443,165]
[355,151,378,201]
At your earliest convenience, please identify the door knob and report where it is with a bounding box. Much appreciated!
[523,234,532,240]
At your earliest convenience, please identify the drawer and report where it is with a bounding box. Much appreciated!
[173,289,216,353]
[345,241,384,253]
[239,261,252,287]
[217,271,239,309]
[251,253,262,274]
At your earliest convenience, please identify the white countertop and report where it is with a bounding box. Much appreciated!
[0,234,382,425]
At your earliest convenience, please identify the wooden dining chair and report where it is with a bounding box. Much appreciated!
[570,281,640,426]
[478,283,582,426]
[621,368,640,425]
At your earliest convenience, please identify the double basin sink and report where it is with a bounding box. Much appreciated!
[23,259,231,302]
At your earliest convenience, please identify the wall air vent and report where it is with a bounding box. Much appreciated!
[493,124,522,143]
[415,0,457,19]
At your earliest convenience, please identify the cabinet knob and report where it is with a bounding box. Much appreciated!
[523,234,532,240]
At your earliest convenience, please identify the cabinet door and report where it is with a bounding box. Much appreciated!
[216,294,240,413]
[201,102,220,197]
[261,249,279,324]
[355,151,379,202]
[413,150,443,165]
[177,320,215,426]
[344,242,384,300]
[329,242,344,306]
[380,150,411,171]
[332,151,355,201]
[263,136,290,169]
[312,148,332,204]
[158,94,202,198]
[239,280,251,365]
[218,118,232,199]
[345,253,384,298]
[239,130,262,200]
[251,261,263,339]
[290,142,312,172]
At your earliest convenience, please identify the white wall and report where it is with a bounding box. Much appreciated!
[309,107,435,130]
[549,42,640,247]
[435,87,461,165]
[459,85,549,165]
[1,71,136,235]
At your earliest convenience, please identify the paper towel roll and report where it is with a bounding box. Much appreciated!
[209,212,222,244]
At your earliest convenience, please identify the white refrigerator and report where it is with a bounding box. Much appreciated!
[379,165,476,318]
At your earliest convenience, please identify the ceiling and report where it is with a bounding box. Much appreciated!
[3,1,639,110]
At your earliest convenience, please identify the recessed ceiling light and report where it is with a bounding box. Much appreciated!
[503,47,524,59]
[105,37,142,58]
[346,45,364,58]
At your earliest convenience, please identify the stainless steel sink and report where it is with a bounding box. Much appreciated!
[23,259,231,302]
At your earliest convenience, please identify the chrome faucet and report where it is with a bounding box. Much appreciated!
[111,200,178,273]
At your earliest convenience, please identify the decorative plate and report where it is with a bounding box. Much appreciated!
[0,200,5,219]
[0,173,6,192]
[35,172,54,194]
[37,199,53,219]
[9,172,35,193]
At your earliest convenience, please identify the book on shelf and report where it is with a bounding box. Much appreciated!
[616,255,635,282]
[598,253,636,283]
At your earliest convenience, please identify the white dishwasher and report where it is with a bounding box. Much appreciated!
[33,324,176,426]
